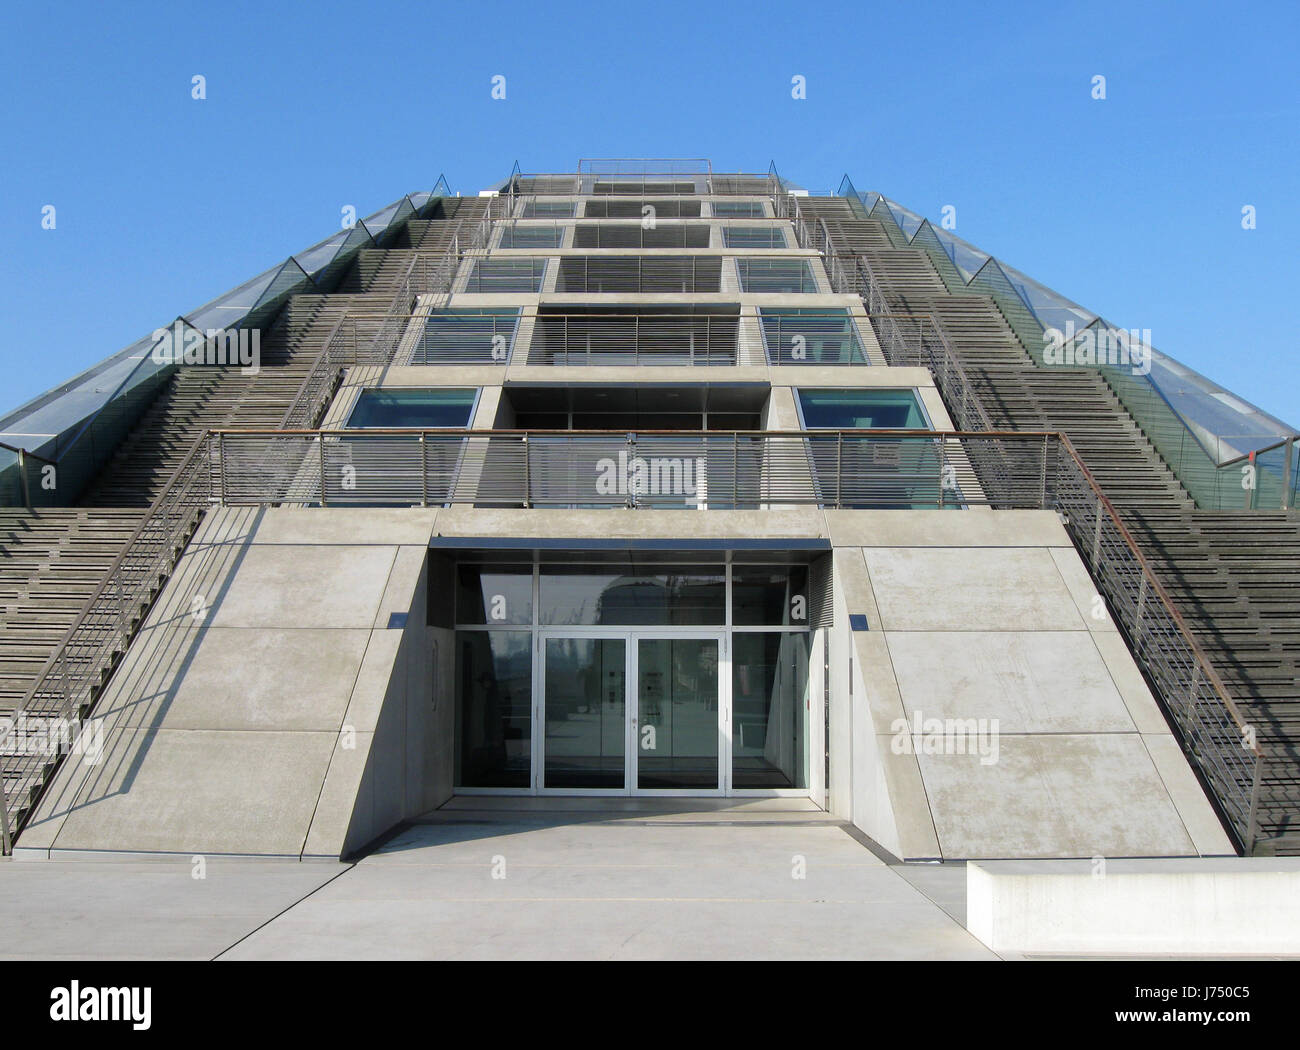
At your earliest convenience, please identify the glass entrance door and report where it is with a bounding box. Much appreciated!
[541,636,627,790]
[538,631,725,794]
[635,636,722,791]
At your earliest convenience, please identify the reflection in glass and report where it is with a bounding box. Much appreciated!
[732,567,809,626]
[638,638,719,789]
[731,633,809,788]
[456,564,532,625]
[455,631,532,787]
[544,638,626,788]
[540,568,724,625]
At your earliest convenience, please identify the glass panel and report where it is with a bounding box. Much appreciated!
[539,566,725,625]
[797,389,927,429]
[467,258,548,293]
[414,310,519,365]
[732,633,809,788]
[456,564,532,625]
[521,200,576,218]
[346,388,476,429]
[544,637,626,789]
[711,201,767,217]
[722,226,786,248]
[731,567,809,626]
[735,258,816,293]
[638,638,719,789]
[761,309,867,365]
[499,226,564,248]
[456,630,532,787]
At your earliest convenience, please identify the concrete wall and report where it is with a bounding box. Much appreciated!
[824,510,1235,861]
[968,858,1300,955]
[18,507,442,860]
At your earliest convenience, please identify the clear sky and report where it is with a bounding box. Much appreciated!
[1,0,1296,424]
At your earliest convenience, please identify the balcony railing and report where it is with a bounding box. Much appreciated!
[211,427,1042,511]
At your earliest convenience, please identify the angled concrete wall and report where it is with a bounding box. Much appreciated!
[18,507,444,860]
[825,510,1235,861]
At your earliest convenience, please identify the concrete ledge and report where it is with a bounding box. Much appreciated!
[967,859,1300,955]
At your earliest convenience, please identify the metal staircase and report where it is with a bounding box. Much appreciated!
[803,193,1300,853]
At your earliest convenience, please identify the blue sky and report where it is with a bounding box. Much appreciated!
[1,0,1296,424]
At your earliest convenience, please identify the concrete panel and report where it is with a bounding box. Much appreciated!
[100,626,371,733]
[1141,734,1237,856]
[1048,545,1119,635]
[917,734,1195,859]
[863,547,1086,632]
[968,858,1300,955]
[884,631,1137,734]
[244,508,438,547]
[1091,630,1170,734]
[33,728,340,857]
[209,544,397,629]
[433,506,827,541]
[826,510,1068,549]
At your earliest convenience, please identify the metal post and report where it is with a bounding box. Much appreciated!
[0,774,12,855]
[17,448,30,509]
[216,433,226,505]
[1283,438,1295,511]
[318,434,328,507]
[1091,500,1103,567]
[1246,751,1262,855]
[836,432,843,509]
[523,435,531,508]
[420,432,428,507]
[937,438,946,510]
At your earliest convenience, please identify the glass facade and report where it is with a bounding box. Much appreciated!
[797,388,929,429]
[761,309,868,365]
[414,310,520,365]
[735,258,818,293]
[453,557,811,794]
[346,389,477,429]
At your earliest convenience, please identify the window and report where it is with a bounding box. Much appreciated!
[722,226,787,249]
[584,199,701,218]
[712,201,767,218]
[735,258,817,293]
[346,388,477,429]
[499,226,564,248]
[760,309,868,365]
[796,389,929,429]
[466,258,548,293]
[521,200,575,218]
[556,256,721,293]
[796,390,941,509]
[414,309,520,365]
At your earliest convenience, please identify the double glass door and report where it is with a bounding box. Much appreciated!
[539,631,725,793]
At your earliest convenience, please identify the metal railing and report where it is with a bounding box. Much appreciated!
[1052,434,1264,852]
[280,195,499,429]
[781,191,1265,851]
[210,426,1041,510]
[1,422,1266,853]
[2,433,213,852]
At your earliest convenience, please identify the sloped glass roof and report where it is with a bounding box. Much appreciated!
[844,185,1298,463]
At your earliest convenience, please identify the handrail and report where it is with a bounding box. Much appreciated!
[18,432,213,718]
[3,431,213,851]
[1057,432,1259,742]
